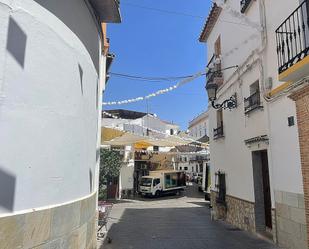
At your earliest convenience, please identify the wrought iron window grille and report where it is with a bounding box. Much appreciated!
[240,0,253,13]
[213,121,224,140]
[244,90,263,114]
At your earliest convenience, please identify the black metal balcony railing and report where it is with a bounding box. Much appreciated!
[206,54,223,86]
[276,0,309,74]
[240,0,252,13]
[213,121,224,139]
[190,155,209,162]
[244,91,262,114]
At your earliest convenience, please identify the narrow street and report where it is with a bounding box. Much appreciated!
[102,185,279,249]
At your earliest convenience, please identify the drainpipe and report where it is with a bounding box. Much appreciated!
[258,2,277,239]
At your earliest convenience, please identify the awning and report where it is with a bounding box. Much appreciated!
[89,0,122,23]
[103,132,150,146]
[101,127,208,148]
[134,141,153,149]
[101,127,125,142]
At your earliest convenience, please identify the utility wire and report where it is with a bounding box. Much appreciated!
[110,66,237,83]
[123,1,252,27]
[109,72,198,82]
[123,1,204,19]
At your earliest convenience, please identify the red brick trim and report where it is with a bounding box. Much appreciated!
[289,84,309,246]
[289,83,309,101]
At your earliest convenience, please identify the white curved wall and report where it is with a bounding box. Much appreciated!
[0,0,101,213]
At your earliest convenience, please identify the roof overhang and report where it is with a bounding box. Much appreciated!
[89,0,122,23]
[199,3,222,42]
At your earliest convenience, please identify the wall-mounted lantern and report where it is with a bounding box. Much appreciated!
[205,65,239,110]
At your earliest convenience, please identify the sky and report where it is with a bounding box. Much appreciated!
[103,0,211,130]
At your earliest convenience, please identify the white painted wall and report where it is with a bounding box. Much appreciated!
[119,146,135,197]
[177,154,206,175]
[207,0,260,83]
[0,0,102,213]
[188,110,209,140]
[102,114,180,137]
[263,0,303,194]
[206,0,304,206]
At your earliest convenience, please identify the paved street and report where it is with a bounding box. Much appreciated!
[101,184,279,249]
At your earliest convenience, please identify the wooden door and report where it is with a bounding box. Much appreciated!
[261,151,272,229]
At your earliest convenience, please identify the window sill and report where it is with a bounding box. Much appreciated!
[245,105,264,115]
[213,134,225,140]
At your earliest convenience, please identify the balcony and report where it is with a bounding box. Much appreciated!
[206,54,223,88]
[276,0,309,82]
[213,121,224,140]
[244,91,263,114]
[240,0,252,13]
[190,155,209,162]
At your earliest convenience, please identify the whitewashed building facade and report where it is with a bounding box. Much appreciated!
[0,1,120,248]
[188,110,209,140]
[200,1,307,248]
[102,109,180,198]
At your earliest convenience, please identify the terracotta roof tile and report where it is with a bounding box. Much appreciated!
[199,3,222,42]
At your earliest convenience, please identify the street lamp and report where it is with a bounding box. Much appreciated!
[205,82,218,102]
[205,65,238,110]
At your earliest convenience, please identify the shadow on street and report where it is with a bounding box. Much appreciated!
[100,184,279,249]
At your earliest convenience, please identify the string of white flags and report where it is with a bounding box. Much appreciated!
[102,71,204,106]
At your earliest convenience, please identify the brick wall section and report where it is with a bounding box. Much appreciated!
[289,83,309,247]
[210,191,256,233]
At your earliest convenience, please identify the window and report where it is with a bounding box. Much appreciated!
[244,81,262,114]
[288,116,295,127]
[250,81,259,95]
[214,109,224,139]
[196,165,198,172]
[179,166,182,170]
[192,166,194,172]
[217,109,223,127]
[153,178,160,186]
[214,36,221,56]
[214,36,222,82]
[184,167,188,171]
[240,0,253,14]
[204,122,207,136]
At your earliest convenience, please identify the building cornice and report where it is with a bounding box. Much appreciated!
[188,111,209,128]
[199,3,222,42]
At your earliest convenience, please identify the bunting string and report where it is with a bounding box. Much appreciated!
[102,71,204,106]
